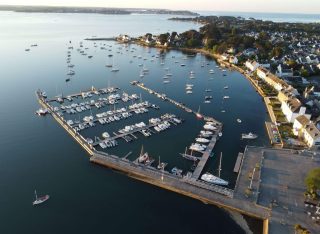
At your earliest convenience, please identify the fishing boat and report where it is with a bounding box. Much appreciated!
[241,132,258,139]
[201,153,229,186]
[32,190,50,206]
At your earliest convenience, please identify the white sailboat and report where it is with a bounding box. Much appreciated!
[111,58,119,72]
[196,106,203,119]
[201,152,229,186]
[32,190,50,206]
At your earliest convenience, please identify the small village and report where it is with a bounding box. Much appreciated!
[117,16,320,150]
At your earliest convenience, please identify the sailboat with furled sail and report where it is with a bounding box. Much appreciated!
[32,190,50,206]
[196,106,203,119]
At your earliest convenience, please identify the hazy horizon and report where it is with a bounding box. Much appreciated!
[0,0,319,14]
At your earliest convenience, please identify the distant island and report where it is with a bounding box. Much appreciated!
[0,5,199,16]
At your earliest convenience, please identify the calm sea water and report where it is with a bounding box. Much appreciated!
[198,11,320,23]
[0,11,270,234]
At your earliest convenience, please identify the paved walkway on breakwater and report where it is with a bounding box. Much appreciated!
[90,151,271,220]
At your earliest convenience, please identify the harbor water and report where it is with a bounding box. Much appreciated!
[0,11,270,233]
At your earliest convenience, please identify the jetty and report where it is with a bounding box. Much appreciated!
[132,81,221,124]
[36,88,284,234]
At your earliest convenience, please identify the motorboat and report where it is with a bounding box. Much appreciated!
[204,124,216,131]
[237,119,242,123]
[196,138,210,143]
[102,132,110,138]
[241,132,258,139]
[36,108,48,116]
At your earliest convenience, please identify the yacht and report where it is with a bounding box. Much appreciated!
[196,138,210,143]
[201,173,229,186]
[32,190,50,206]
[36,108,48,116]
[223,96,230,99]
[201,153,228,186]
[111,68,119,72]
[241,132,258,140]
[203,124,216,131]
[186,90,193,94]
[102,132,110,138]
[189,143,206,152]
[237,119,242,123]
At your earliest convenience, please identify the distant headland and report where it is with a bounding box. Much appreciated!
[0,5,199,16]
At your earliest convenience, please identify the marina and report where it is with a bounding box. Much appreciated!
[35,85,274,230]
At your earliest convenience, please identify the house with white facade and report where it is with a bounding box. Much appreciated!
[293,115,320,148]
[229,56,238,64]
[245,60,260,72]
[276,64,294,77]
[281,98,311,123]
[257,67,288,91]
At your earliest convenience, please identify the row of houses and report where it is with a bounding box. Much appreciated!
[245,60,320,148]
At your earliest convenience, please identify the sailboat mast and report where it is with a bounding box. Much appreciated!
[34,190,38,200]
[218,152,222,178]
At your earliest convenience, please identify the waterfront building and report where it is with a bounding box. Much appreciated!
[229,56,238,64]
[293,115,320,147]
[281,97,311,123]
[276,64,294,77]
[245,60,260,72]
[257,67,288,91]
[220,53,229,61]
[117,34,131,42]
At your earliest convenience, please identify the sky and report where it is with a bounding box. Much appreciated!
[0,0,320,14]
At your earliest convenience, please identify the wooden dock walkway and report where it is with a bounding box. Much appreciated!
[191,125,222,180]
[234,152,243,173]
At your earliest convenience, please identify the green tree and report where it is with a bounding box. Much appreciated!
[271,46,284,58]
[305,168,320,192]
[300,68,309,77]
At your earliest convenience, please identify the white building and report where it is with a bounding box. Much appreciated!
[281,98,311,123]
[245,60,260,72]
[257,67,288,91]
[293,115,320,148]
[276,64,293,78]
[229,56,238,64]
